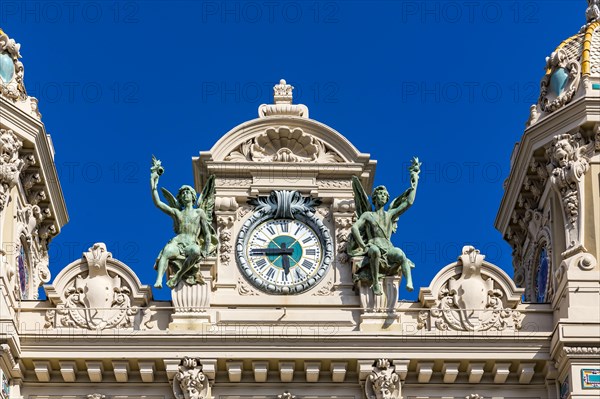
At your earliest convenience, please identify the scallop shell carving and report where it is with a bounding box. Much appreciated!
[225,126,342,163]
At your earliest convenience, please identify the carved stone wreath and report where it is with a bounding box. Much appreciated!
[236,190,334,295]
[225,126,343,163]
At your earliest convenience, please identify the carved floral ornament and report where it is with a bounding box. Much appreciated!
[224,126,343,163]
[418,246,524,332]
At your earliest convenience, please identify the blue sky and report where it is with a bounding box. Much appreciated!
[1,1,585,301]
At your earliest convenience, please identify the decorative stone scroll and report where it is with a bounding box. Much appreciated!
[173,357,211,399]
[44,243,152,330]
[418,246,525,332]
[364,359,401,399]
[225,126,343,163]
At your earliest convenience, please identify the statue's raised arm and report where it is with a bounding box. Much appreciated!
[150,155,176,217]
[388,157,421,220]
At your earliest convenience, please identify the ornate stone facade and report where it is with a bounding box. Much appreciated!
[2,6,600,397]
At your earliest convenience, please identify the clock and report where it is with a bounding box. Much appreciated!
[236,190,333,295]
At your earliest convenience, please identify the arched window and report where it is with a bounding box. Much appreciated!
[534,245,550,303]
[16,240,30,299]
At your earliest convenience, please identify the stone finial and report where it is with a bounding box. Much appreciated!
[258,79,309,118]
[587,0,600,23]
[274,79,294,104]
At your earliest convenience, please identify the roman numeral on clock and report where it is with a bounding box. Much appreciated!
[302,260,314,270]
[265,267,276,280]
[280,221,289,232]
[266,225,276,235]
[306,249,316,256]
[302,237,313,244]
[255,258,267,270]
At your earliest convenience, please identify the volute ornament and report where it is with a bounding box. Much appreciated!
[364,359,401,399]
[173,357,211,399]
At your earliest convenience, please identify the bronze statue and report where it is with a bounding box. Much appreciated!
[151,156,217,288]
[347,157,421,296]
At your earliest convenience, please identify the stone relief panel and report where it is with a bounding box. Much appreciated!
[44,243,152,330]
[418,246,525,332]
[224,126,343,163]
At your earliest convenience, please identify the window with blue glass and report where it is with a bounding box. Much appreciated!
[534,246,550,303]
[17,244,29,299]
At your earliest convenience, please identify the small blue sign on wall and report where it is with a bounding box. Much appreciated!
[582,369,600,389]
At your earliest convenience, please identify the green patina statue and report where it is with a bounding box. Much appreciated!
[151,156,218,289]
[347,157,421,296]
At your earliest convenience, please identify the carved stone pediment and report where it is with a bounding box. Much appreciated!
[418,246,525,332]
[44,243,152,330]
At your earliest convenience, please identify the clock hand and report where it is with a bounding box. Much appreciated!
[281,252,291,275]
[250,247,293,256]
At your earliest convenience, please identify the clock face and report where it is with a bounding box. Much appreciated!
[246,219,323,293]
